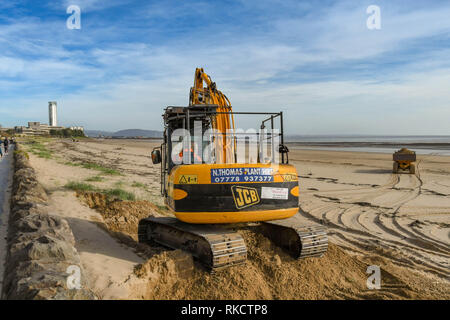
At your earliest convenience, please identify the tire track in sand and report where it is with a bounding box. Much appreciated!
[299,162,449,279]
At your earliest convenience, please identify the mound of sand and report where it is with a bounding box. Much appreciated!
[77,192,165,238]
[74,191,447,300]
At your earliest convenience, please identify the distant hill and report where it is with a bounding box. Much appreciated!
[84,130,114,137]
[85,129,163,138]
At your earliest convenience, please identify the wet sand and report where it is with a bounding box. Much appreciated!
[286,141,450,155]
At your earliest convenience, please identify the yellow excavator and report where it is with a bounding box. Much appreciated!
[139,68,328,270]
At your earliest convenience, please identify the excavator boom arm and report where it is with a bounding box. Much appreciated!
[190,68,235,163]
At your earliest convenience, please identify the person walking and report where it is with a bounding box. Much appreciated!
[3,137,9,155]
[0,139,3,158]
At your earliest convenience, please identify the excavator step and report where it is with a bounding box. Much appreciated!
[138,217,247,271]
[259,217,328,258]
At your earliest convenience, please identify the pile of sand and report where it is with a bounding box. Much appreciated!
[75,191,448,300]
[76,192,161,239]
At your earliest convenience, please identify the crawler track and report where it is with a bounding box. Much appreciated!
[139,215,329,271]
[138,217,247,271]
[260,218,328,258]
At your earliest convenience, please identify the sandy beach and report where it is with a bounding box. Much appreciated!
[291,149,450,278]
[20,138,450,299]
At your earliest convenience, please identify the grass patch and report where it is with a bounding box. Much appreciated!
[65,181,136,201]
[26,140,53,159]
[35,151,52,159]
[81,162,121,175]
[65,181,98,192]
[132,181,146,189]
[103,188,136,201]
[85,175,104,182]
[63,161,121,175]
[14,149,30,160]
[24,137,53,144]
[114,181,125,188]
[65,161,81,167]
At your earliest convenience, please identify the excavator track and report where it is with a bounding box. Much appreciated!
[138,217,247,271]
[259,217,328,258]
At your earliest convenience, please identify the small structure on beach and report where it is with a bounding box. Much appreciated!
[393,148,416,174]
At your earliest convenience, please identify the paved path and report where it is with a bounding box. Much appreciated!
[0,146,14,297]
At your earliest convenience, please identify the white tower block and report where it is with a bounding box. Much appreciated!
[49,101,57,127]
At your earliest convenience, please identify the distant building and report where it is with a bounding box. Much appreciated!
[15,122,64,136]
[13,102,84,136]
[28,122,45,130]
[49,101,57,127]
[70,126,84,131]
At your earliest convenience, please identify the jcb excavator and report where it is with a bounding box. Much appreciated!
[139,68,328,270]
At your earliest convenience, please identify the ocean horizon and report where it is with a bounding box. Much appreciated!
[285,135,450,143]
[284,135,450,155]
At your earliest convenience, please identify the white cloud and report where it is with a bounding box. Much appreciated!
[0,0,449,134]
[58,0,132,12]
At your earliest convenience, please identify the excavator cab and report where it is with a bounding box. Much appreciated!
[156,104,298,224]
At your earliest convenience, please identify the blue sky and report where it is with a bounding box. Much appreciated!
[0,0,449,134]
